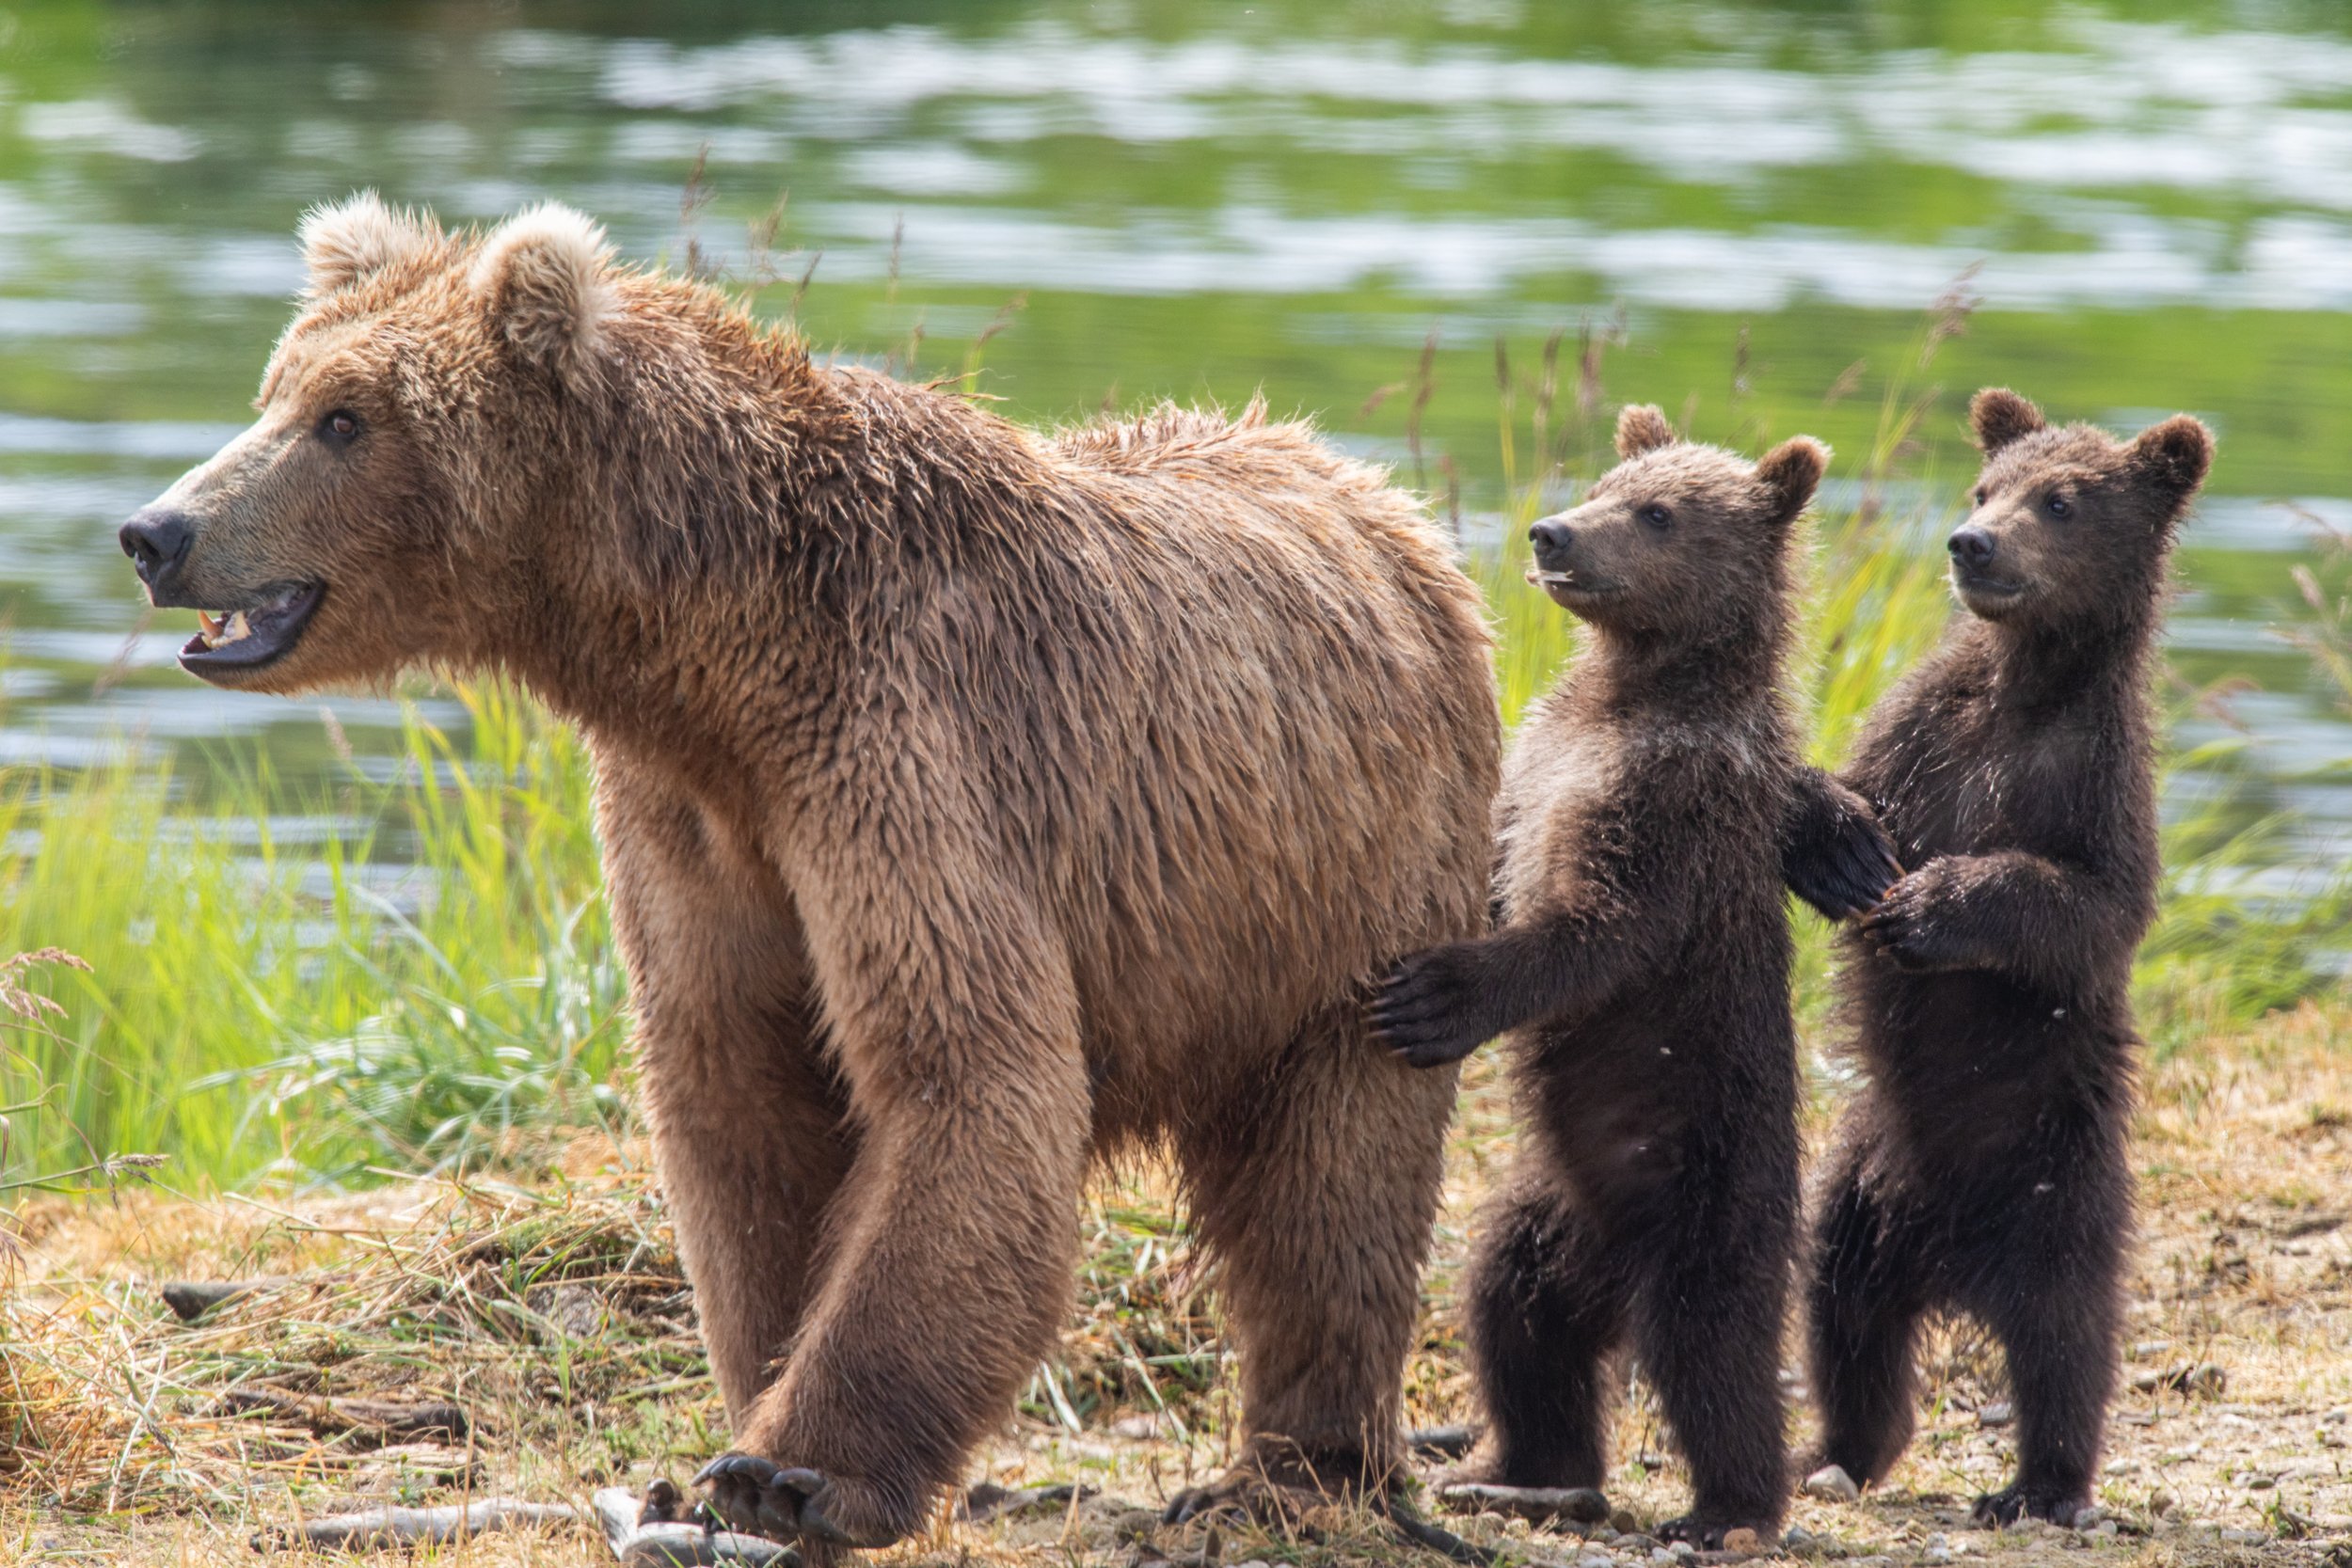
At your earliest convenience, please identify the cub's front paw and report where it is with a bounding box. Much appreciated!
[1369,945,1498,1069]
[694,1452,901,1549]
[1969,1482,2090,1528]
[1856,871,1977,973]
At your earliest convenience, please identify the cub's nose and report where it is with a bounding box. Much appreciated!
[119,507,194,590]
[1947,527,1996,570]
[1529,515,1576,565]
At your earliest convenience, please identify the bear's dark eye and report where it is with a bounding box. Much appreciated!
[1973,486,1988,507]
[318,409,361,445]
[2044,493,2073,519]
[1637,502,1671,531]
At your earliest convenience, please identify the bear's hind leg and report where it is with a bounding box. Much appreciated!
[1462,1173,1629,1490]
[1635,1168,1797,1543]
[1165,1005,1456,1522]
[1965,1189,2124,1528]
[1807,1139,1931,1492]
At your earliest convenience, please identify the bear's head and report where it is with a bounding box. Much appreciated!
[1524,404,1826,657]
[116,194,626,693]
[1948,388,2212,636]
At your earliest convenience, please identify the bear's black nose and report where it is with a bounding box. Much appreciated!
[1529,516,1576,565]
[1947,528,1995,570]
[119,507,195,590]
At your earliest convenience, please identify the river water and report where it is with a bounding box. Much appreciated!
[0,1,2346,854]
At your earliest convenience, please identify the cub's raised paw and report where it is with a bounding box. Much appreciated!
[1856,873,1974,973]
[1782,776,1902,922]
[1969,1483,2090,1529]
[1369,945,1496,1069]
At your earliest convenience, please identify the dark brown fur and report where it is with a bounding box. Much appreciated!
[120,197,1502,1552]
[1793,388,2212,1528]
[1371,407,1827,1544]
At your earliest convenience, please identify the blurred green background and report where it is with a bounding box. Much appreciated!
[0,0,2346,1186]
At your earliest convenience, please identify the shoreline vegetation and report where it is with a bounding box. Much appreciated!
[1,282,2344,1196]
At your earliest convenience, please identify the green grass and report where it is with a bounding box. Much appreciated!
[0,301,2343,1192]
[0,683,624,1191]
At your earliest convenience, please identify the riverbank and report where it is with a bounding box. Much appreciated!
[3,999,2346,1566]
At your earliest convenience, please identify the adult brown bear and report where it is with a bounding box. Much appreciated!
[119,196,1502,1551]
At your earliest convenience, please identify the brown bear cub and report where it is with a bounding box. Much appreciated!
[1795,389,2212,1528]
[1372,406,1829,1544]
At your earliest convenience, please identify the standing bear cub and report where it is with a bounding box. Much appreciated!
[1372,406,1829,1544]
[1797,389,2212,1528]
[118,197,1504,1552]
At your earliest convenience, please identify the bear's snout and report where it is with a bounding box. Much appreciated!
[1947,527,1996,571]
[1528,515,1578,569]
[120,506,197,600]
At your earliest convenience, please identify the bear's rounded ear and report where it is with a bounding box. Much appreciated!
[299,192,438,299]
[1969,387,2045,454]
[1614,404,1677,460]
[2128,414,2214,511]
[470,202,616,385]
[1756,436,1830,529]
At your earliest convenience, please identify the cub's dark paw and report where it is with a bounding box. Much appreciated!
[1782,777,1902,922]
[696,1451,826,1543]
[1369,945,1497,1069]
[1856,872,1976,973]
[1657,1513,1772,1550]
[1969,1483,2090,1528]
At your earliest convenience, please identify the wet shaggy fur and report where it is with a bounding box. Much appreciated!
[1371,406,1829,1544]
[1797,388,2213,1528]
[125,196,1501,1552]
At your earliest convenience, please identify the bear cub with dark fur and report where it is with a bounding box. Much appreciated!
[1372,405,1829,1544]
[1797,389,2212,1528]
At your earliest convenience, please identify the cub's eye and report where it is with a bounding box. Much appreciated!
[1637,502,1671,531]
[2044,493,2073,519]
[318,409,361,444]
[1973,486,1988,507]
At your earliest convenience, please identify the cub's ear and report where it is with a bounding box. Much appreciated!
[1756,436,1830,529]
[470,202,616,384]
[299,192,438,299]
[1969,387,2045,453]
[1614,404,1677,459]
[2128,414,2214,510]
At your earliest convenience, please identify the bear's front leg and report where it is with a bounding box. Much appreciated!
[695,856,1091,1555]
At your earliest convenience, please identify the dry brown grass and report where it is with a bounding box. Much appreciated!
[1,1004,2348,1567]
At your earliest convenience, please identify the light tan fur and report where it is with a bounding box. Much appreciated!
[128,196,1501,1550]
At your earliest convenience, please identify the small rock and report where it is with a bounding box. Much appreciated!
[2245,1473,2278,1490]
[1577,1554,1615,1568]
[2323,1408,2350,1426]
[2092,1522,2119,1539]
[1650,1553,1677,1568]
[1612,1509,1642,1534]
[2129,1338,2172,1359]
[1804,1465,1862,1504]
[2219,1528,2268,1546]
[1721,1528,1762,1556]
[1782,1525,1819,1555]
[1672,1544,1697,1562]
[1976,1402,2013,1428]
[1107,1413,1162,1440]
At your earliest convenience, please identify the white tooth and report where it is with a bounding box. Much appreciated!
[220,610,251,644]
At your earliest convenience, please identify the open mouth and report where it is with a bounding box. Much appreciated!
[1525,567,1618,597]
[179,582,325,676]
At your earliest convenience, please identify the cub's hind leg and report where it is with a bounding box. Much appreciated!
[1463,1172,1630,1490]
[1807,1132,1932,1494]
